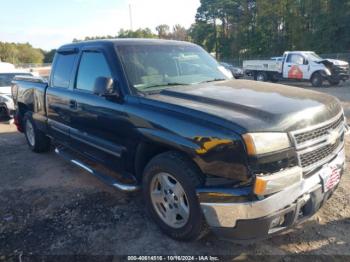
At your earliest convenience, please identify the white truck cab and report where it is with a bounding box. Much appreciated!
[243,51,350,87]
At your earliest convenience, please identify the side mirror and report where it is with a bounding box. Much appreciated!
[93,77,120,99]
[304,59,309,65]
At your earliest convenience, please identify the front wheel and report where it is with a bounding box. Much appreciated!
[311,72,323,87]
[143,151,209,241]
[24,113,51,153]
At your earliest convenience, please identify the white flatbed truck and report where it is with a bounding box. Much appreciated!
[243,51,350,87]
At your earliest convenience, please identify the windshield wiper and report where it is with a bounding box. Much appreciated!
[199,78,226,84]
[142,82,189,90]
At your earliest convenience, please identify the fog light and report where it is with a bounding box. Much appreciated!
[254,166,302,196]
[270,215,284,228]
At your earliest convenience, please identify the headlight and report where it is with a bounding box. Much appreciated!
[242,133,291,155]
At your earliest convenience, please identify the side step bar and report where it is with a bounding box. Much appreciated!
[55,148,140,192]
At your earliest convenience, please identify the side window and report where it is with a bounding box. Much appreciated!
[287,54,304,65]
[52,53,77,88]
[76,52,112,92]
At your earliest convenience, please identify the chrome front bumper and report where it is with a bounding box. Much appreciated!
[200,146,345,228]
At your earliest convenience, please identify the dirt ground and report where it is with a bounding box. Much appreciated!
[0,81,350,261]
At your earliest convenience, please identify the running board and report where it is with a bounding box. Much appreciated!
[54,147,140,192]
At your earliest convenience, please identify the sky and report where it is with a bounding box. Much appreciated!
[0,0,200,50]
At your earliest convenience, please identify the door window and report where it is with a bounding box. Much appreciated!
[52,53,77,88]
[287,54,304,65]
[76,52,112,92]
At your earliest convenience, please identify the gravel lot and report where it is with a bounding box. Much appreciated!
[0,80,350,261]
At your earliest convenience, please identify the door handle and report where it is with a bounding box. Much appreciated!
[69,100,77,109]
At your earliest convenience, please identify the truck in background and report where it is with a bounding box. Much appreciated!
[0,62,34,121]
[243,51,350,87]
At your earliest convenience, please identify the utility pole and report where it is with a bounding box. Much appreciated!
[129,4,133,31]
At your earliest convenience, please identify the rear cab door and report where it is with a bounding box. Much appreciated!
[46,47,79,146]
[283,52,311,80]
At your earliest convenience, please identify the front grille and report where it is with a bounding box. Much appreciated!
[334,65,350,75]
[291,112,345,173]
[294,114,344,145]
[299,136,343,168]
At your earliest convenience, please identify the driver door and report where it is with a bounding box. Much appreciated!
[283,54,310,80]
[69,49,127,172]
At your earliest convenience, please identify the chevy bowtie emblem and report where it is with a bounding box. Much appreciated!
[327,130,339,145]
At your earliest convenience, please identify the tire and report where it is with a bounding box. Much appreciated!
[311,72,323,87]
[270,73,280,83]
[23,113,51,153]
[143,151,209,241]
[256,71,268,82]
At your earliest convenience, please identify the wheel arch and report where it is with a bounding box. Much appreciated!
[17,102,31,118]
[133,128,205,181]
[310,69,328,79]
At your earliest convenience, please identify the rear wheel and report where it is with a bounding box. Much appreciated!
[143,151,208,241]
[311,72,323,87]
[24,113,51,153]
[256,71,268,82]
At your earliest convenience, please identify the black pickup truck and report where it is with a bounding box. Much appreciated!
[12,39,347,241]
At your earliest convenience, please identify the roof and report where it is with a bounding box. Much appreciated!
[285,51,315,54]
[58,38,196,51]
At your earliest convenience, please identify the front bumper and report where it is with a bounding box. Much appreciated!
[199,147,345,241]
[0,104,14,118]
[0,95,15,118]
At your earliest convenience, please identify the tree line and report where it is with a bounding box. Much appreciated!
[1,0,349,64]
[0,25,189,65]
[0,42,55,64]
[190,0,350,60]
[73,24,189,43]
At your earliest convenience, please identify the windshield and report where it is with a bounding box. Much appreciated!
[116,44,230,92]
[307,52,322,61]
[0,73,32,87]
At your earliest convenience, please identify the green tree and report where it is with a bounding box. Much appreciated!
[118,28,157,38]
[43,49,56,63]
[171,24,188,41]
[156,24,170,39]
[188,22,216,52]
[0,42,44,64]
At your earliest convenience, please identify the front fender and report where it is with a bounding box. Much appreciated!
[137,128,250,182]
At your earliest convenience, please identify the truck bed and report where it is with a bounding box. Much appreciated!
[243,60,282,73]
[12,76,48,130]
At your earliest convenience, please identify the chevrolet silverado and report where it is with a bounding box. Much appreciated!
[12,39,347,241]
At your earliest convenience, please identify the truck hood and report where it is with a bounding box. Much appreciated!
[147,80,342,132]
[315,59,349,66]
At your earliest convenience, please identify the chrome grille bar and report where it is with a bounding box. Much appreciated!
[290,110,346,173]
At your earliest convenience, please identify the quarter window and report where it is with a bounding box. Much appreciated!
[52,53,77,88]
[76,52,112,92]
